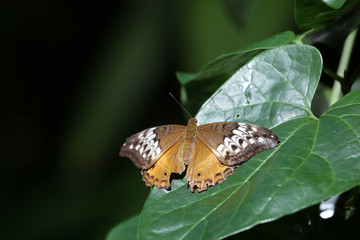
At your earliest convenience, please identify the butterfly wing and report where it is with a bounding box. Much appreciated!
[120,125,185,170]
[197,122,279,166]
[186,138,234,192]
[142,140,186,189]
[120,120,279,192]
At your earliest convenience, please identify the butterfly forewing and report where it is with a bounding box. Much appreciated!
[120,125,185,169]
[197,122,279,166]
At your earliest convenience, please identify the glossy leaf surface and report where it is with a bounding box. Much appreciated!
[178,31,295,114]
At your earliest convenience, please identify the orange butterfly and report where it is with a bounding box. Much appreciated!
[120,117,279,192]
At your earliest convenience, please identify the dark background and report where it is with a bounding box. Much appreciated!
[1,1,296,239]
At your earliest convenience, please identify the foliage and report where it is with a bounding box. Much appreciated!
[109,0,360,239]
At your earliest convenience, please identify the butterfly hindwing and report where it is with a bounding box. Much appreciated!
[142,140,186,189]
[186,138,234,192]
[120,125,185,169]
[198,122,279,166]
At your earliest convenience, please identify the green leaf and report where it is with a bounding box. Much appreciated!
[137,45,360,240]
[322,0,347,9]
[295,0,360,31]
[176,72,196,85]
[178,31,295,114]
[196,44,320,127]
[295,0,360,52]
[106,215,139,240]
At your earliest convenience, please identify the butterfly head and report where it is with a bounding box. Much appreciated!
[187,117,198,126]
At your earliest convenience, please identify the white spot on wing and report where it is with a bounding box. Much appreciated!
[233,147,240,154]
[224,137,232,148]
[258,137,265,144]
[231,135,241,145]
[233,129,244,136]
[147,133,156,140]
[144,140,154,151]
[155,147,161,156]
[224,137,240,154]
[152,141,158,149]
[138,133,144,140]
[217,144,226,154]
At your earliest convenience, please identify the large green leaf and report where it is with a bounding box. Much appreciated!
[106,214,139,240]
[135,45,360,239]
[178,31,295,114]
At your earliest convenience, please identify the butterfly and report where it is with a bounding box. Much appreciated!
[120,117,279,192]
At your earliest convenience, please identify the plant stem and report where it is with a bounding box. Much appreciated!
[323,65,344,82]
[329,28,358,105]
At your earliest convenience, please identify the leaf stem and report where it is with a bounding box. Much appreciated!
[329,28,358,105]
[323,65,344,83]
[293,29,314,44]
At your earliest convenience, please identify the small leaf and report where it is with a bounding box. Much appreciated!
[322,0,347,9]
[176,72,196,85]
[137,45,360,239]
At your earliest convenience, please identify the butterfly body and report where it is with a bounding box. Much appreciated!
[181,117,197,165]
[120,117,279,192]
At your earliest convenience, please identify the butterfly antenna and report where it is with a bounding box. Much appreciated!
[199,89,222,112]
[169,92,192,118]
